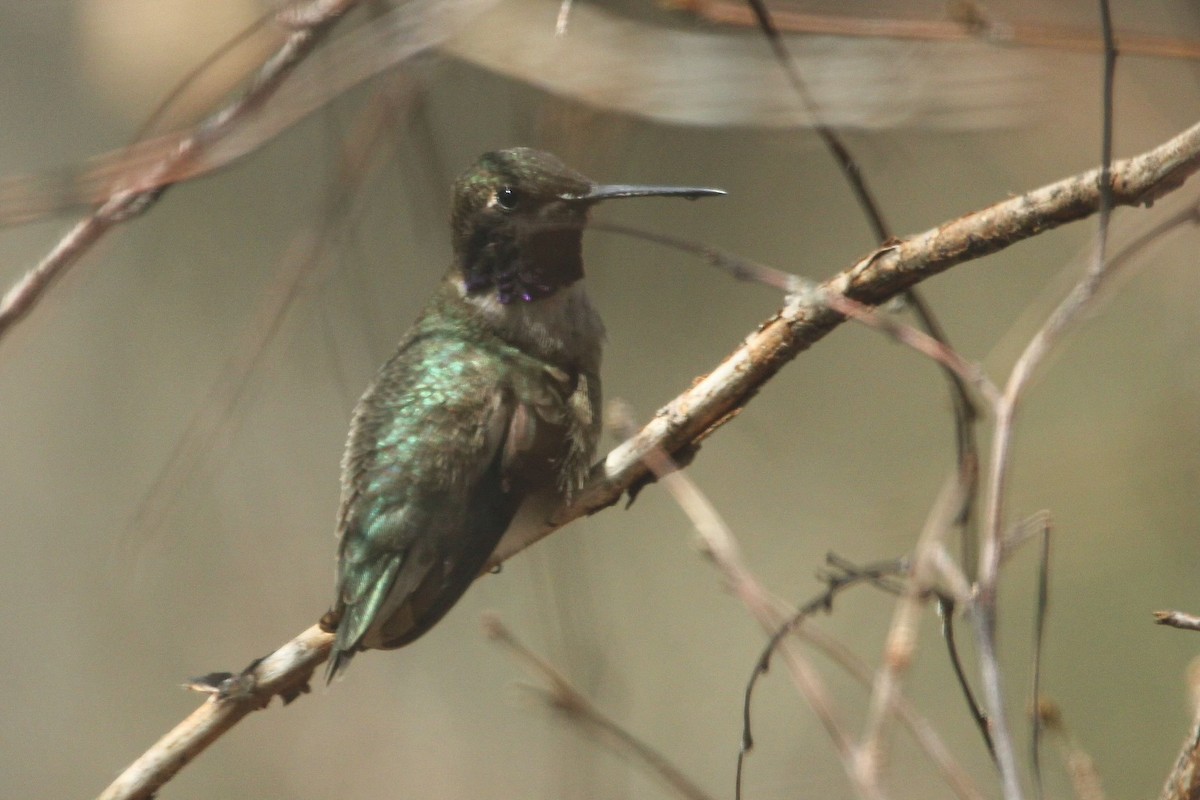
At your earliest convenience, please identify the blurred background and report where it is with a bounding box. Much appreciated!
[1,1,1200,798]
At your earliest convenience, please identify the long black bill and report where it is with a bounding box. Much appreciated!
[563,184,726,202]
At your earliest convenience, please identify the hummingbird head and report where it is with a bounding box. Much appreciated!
[450,148,723,304]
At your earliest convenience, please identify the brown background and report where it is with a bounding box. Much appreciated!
[1,2,1199,798]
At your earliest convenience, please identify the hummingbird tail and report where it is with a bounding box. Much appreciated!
[326,646,356,684]
[326,552,406,683]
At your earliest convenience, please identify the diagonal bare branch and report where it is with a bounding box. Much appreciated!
[484,614,718,800]
[0,0,502,348]
[0,0,359,346]
[97,624,331,800]
[95,118,1200,800]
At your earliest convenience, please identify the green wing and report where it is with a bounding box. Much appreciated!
[327,329,578,679]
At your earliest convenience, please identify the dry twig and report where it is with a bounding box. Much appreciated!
[974,12,1118,797]
[857,477,969,791]
[606,401,870,799]
[1036,699,1108,800]
[1155,611,1200,633]
[611,404,983,800]
[483,614,718,800]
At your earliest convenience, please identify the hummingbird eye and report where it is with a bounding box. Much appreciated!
[495,185,519,210]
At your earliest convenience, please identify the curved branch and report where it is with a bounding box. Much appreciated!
[517,117,1200,554]
[96,119,1200,800]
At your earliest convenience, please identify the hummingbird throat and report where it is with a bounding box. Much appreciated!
[461,219,586,305]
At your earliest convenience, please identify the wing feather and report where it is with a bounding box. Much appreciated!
[327,331,527,678]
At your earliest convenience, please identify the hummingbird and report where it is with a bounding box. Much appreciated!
[323,147,723,679]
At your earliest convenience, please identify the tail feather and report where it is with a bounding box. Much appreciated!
[326,554,404,683]
[326,643,356,684]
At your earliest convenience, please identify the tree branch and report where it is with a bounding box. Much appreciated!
[510,116,1200,559]
[96,119,1200,800]
[97,625,331,800]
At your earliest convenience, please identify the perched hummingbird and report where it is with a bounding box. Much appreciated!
[324,148,722,679]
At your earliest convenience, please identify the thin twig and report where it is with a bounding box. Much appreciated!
[974,9,1118,797]
[1036,700,1108,800]
[590,221,798,292]
[607,401,871,800]
[937,594,995,761]
[483,615,718,800]
[857,476,969,792]
[742,0,889,241]
[798,622,986,800]
[123,76,417,551]
[925,544,988,750]
[1154,611,1200,633]
[821,291,1002,408]
[1031,517,1053,800]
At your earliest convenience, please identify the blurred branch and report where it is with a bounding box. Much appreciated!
[124,75,417,553]
[858,476,969,793]
[0,0,1027,232]
[976,10,1118,796]
[0,0,358,346]
[1036,700,1108,800]
[0,0,502,346]
[1155,611,1200,633]
[443,0,1034,130]
[97,120,1200,799]
[483,614,718,800]
[610,402,982,800]
[606,402,869,800]
[674,0,1200,61]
